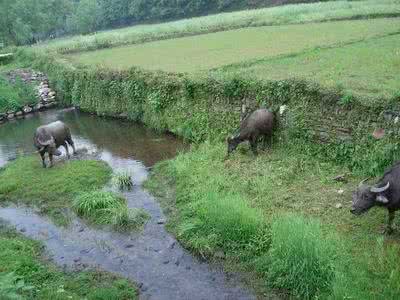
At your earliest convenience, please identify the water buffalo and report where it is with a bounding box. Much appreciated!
[34,121,76,168]
[351,162,400,234]
[227,108,275,156]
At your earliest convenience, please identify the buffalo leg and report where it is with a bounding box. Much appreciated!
[386,209,395,234]
[48,153,54,168]
[250,138,258,155]
[63,142,70,159]
[40,152,46,168]
[67,137,76,155]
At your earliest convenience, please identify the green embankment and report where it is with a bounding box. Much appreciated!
[0,224,137,299]
[145,142,400,299]
[66,18,400,76]
[35,0,400,54]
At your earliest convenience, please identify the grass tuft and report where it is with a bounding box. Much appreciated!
[73,191,149,231]
[112,172,134,190]
[264,214,337,299]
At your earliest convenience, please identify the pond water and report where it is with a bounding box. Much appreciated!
[0,109,256,300]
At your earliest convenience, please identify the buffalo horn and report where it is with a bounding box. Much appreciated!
[370,182,390,193]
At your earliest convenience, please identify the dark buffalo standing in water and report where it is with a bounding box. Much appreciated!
[227,108,275,156]
[351,162,400,234]
[34,121,76,168]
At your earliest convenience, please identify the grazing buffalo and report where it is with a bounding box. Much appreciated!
[34,121,76,168]
[351,162,400,234]
[227,108,275,156]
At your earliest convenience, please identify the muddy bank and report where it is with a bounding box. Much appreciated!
[0,108,256,300]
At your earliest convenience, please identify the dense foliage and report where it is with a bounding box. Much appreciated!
[0,0,323,45]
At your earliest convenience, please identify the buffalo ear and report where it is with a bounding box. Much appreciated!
[376,195,389,204]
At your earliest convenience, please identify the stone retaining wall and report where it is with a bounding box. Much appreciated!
[0,69,58,124]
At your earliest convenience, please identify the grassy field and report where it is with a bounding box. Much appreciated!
[35,0,400,54]
[66,18,400,73]
[146,142,400,299]
[0,224,137,299]
[223,33,400,99]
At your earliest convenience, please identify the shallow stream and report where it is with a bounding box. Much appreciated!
[0,109,255,300]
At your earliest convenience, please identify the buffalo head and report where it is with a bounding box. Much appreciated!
[36,136,62,157]
[351,180,390,215]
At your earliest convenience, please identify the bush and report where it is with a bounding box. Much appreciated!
[265,214,337,299]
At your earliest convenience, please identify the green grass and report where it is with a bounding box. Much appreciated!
[112,172,134,190]
[66,18,400,73]
[0,74,36,113]
[0,224,137,299]
[0,156,112,225]
[35,0,400,54]
[73,191,149,231]
[223,33,400,99]
[145,142,400,298]
[264,214,337,298]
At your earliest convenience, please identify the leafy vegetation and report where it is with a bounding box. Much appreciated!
[0,156,112,225]
[0,75,36,113]
[73,191,148,230]
[0,224,137,299]
[34,0,400,54]
[145,142,400,298]
[66,18,400,74]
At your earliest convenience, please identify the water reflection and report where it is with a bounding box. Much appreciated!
[0,108,185,168]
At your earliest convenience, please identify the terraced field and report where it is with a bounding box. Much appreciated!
[66,18,400,74]
[224,33,400,99]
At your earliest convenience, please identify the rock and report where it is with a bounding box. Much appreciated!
[23,106,33,114]
[73,258,81,263]
[333,174,347,182]
[335,203,343,209]
[48,91,56,97]
[337,189,344,195]
[44,102,56,109]
[15,111,23,117]
[163,260,170,264]
[34,103,44,111]
[125,244,134,249]
[19,227,26,233]
[372,128,385,139]
[78,227,84,232]
[7,113,15,120]
[157,219,166,225]
[174,259,180,266]
[169,241,176,249]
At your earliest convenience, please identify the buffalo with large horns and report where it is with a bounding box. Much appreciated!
[34,121,76,168]
[351,162,400,234]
